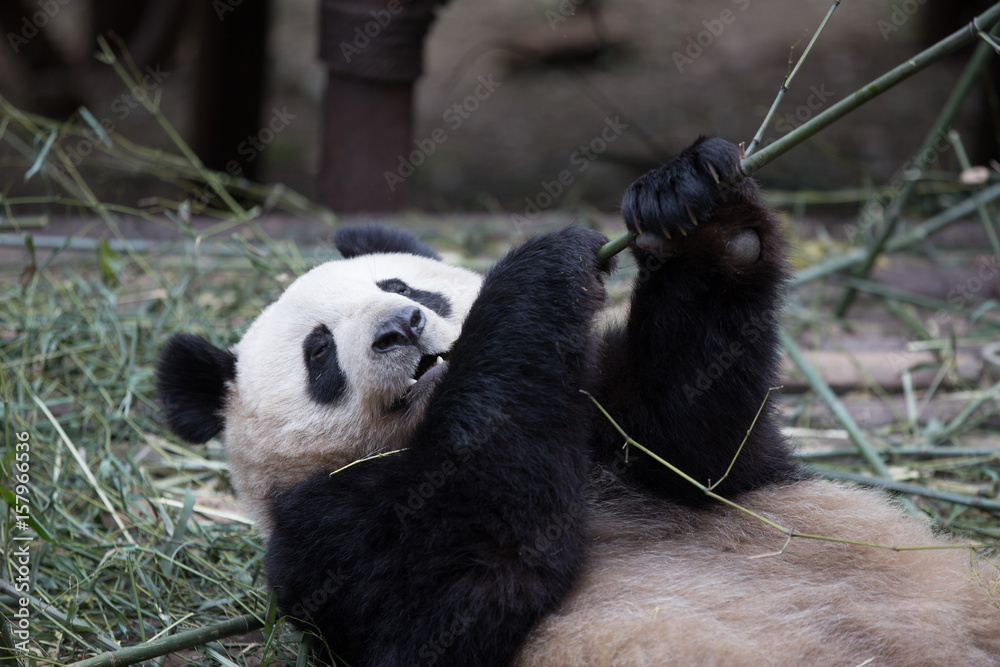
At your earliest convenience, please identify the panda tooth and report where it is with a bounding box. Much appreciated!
[435,356,444,366]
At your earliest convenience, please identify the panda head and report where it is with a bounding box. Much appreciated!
[156,226,482,534]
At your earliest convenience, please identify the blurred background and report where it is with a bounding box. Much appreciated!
[0,0,995,215]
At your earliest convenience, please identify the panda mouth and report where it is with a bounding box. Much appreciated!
[388,352,450,412]
[409,352,449,385]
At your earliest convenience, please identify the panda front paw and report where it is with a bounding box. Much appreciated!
[621,137,762,265]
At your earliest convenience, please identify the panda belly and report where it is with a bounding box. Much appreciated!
[514,480,1000,667]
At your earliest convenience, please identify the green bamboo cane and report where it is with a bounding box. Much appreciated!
[780,330,921,516]
[596,2,1000,265]
[69,614,265,667]
[791,180,1000,286]
[816,469,1000,512]
[834,32,1000,317]
[744,0,842,156]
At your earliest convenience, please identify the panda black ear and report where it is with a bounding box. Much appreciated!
[334,224,441,260]
[156,333,236,444]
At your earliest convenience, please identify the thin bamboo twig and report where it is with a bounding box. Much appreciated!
[791,180,1000,286]
[834,29,1000,316]
[816,469,1000,512]
[945,128,1000,261]
[582,392,981,550]
[744,0,842,156]
[596,2,1000,265]
[0,580,122,654]
[708,387,778,491]
[30,393,137,544]
[94,36,249,221]
[69,613,265,667]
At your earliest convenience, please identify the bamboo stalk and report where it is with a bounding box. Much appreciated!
[780,331,891,479]
[816,469,1000,511]
[69,614,264,667]
[791,180,1000,286]
[596,2,1000,265]
[945,128,1000,261]
[796,446,1000,459]
[744,0,842,156]
[834,31,1000,316]
[779,330,922,516]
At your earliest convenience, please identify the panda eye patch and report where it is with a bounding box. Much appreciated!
[379,278,411,296]
[377,278,452,318]
[303,324,346,404]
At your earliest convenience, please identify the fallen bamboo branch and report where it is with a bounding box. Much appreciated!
[596,2,1000,265]
[779,331,922,516]
[834,30,1000,316]
[791,180,1000,286]
[815,469,1000,512]
[69,614,265,667]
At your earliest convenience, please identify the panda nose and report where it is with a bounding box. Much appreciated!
[372,306,426,353]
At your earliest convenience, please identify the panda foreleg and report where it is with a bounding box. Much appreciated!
[268,226,611,667]
[590,137,798,502]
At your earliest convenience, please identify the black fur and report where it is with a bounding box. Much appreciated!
[377,278,453,318]
[592,136,798,500]
[303,324,347,404]
[266,227,611,667]
[156,333,236,443]
[335,225,441,260]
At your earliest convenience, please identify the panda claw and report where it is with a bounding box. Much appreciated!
[686,205,699,227]
[706,162,720,184]
[407,378,418,387]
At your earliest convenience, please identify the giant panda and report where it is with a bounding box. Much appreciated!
[157,137,1000,667]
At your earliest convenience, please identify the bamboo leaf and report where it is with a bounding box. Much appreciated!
[24,129,56,181]
[0,484,55,542]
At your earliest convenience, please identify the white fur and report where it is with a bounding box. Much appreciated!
[222,253,482,533]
